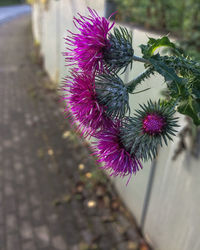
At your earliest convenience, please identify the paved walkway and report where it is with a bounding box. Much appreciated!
[0,5,31,24]
[0,15,150,250]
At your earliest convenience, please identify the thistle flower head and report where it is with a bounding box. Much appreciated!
[63,70,113,136]
[121,100,179,161]
[93,123,142,184]
[65,8,114,74]
[103,27,134,72]
[142,113,166,135]
[95,73,130,119]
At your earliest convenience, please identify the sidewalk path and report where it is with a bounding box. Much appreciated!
[0,5,31,24]
[0,15,150,250]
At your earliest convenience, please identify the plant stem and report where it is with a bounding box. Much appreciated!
[126,67,154,93]
[132,55,150,64]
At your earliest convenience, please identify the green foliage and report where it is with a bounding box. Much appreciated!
[139,37,200,126]
[0,0,23,6]
[178,98,200,126]
[140,36,178,58]
[149,56,183,84]
[113,0,200,59]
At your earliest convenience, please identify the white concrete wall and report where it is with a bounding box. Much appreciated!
[143,113,200,250]
[31,1,200,250]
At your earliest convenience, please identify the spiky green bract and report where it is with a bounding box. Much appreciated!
[103,27,134,73]
[120,100,179,161]
[95,73,130,119]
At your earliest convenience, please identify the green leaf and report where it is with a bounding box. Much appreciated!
[191,78,200,99]
[192,88,200,99]
[140,36,178,58]
[178,98,200,126]
[148,36,176,56]
[149,56,183,84]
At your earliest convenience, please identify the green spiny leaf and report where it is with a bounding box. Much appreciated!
[148,36,176,56]
[177,98,200,126]
[140,36,178,58]
[149,56,183,84]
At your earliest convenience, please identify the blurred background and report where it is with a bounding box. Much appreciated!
[107,0,200,60]
[0,0,25,5]
[0,1,200,250]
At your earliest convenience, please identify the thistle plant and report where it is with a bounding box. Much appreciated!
[63,8,200,184]
[120,101,179,161]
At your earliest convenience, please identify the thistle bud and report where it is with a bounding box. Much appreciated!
[103,27,134,72]
[95,73,130,119]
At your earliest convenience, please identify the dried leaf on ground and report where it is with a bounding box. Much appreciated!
[75,181,85,193]
[111,198,121,211]
[87,200,97,208]
[78,163,85,170]
[140,241,150,250]
[128,241,138,250]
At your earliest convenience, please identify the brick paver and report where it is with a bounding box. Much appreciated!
[0,14,151,250]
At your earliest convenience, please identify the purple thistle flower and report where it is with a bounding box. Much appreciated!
[63,70,113,136]
[64,8,114,74]
[142,113,166,135]
[120,100,179,161]
[93,123,142,184]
